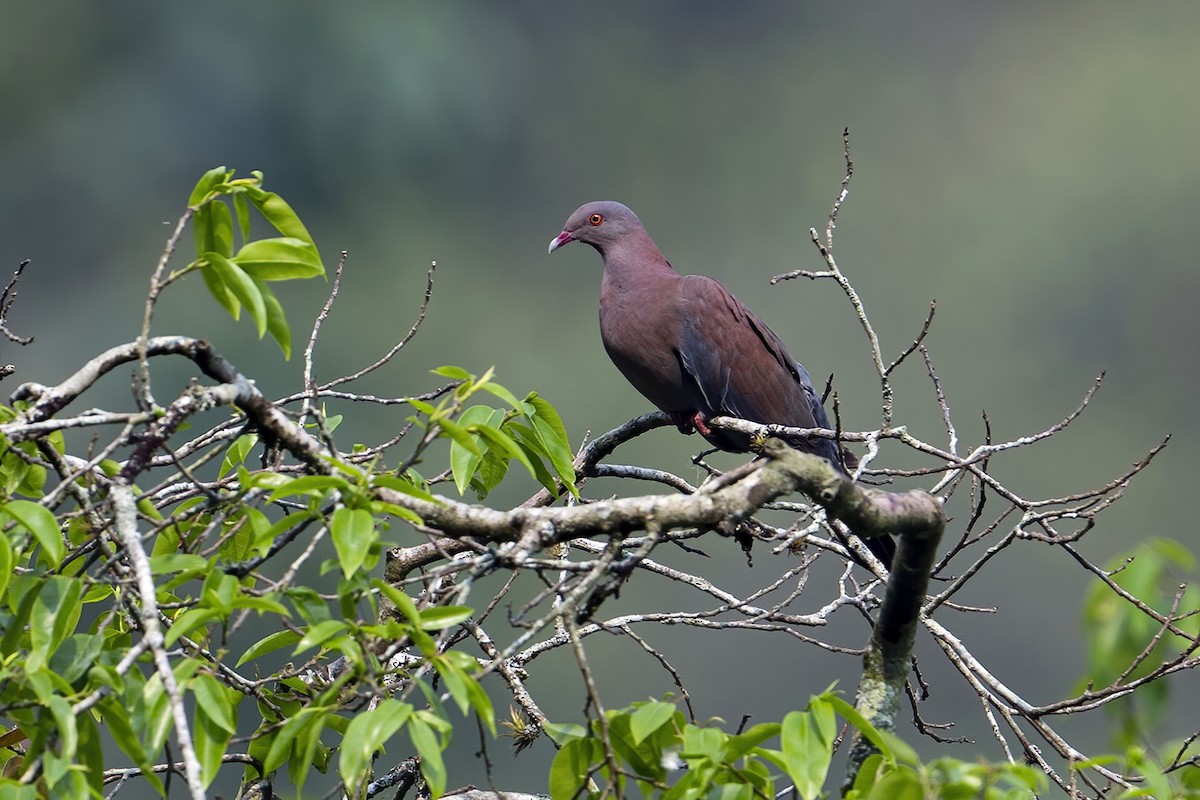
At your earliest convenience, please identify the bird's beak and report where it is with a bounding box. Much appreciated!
[548,230,573,254]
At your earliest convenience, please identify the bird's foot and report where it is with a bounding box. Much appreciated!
[668,410,695,435]
[668,410,712,436]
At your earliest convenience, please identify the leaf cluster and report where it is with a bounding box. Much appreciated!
[1080,537,1200,748]
[546,692,1046,800]
[411,365,578,500]
[186,166,325,357]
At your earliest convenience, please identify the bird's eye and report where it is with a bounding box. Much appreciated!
[589,213,604,226]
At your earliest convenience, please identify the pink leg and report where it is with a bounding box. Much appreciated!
[668,410,696,435]
[668,410,713,437]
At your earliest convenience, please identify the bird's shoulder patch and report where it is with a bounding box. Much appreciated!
[679,274,747,323]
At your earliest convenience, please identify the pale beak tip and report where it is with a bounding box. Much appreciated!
[548,231,572,254]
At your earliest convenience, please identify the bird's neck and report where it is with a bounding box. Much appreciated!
[599,238,677,295]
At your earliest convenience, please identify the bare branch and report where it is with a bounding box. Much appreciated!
[323,259,438,390]
[110,483,206,800]
[0,258,33,346]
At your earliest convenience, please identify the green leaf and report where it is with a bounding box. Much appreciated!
[527,393,571,453]
[681,723,723,762]
[875,729,919,766]
[29,576,82,671]
[607,713,662,779]
[864,767,923,799]
[1147,536,1195,569]
[267,474,351,500]
[372,585,436,657]
[474,423,537,480]
[810,695,837,752]
[549,737,601,800]
[781,710,833,800]
[99,695,162,792]
[233,191,252,244]
[252,510,316,558]
[165,608,220,648]
[372,474,439,503]
[374,580,419,623]
[136,495,163,522]
[448,406,494,495]
[372,501,424,525]
[192,674,236,735]
[631,701,677,745]
[827,694,895,761]
[220,434,259,478]
[5,499,64,567]
[433,365,471,381]
[542,721,587,746]
[201,252,241,317]
[76,712,104,796]
[330,506,376,578]
[194,695,233,788]
[408,398,437,416]
[256,279,293,359]
[202,570,239,613]
[725,722,781,758]
[339,700,413,793]
[705,783,753,800]
[433,659,473,716]
[192,203,214,264]
[478,381,523,409]
[851,752,885,794]
[410,714,447,798]
[44,694,78,783]
[294,619,350,655]
[189,166,230,206]
[530,414,578,497]
[49,633,105,684]
[0,576,38,654]
[206,252,267,337]
[149,553,209,576]
[290,710,332,792]
[435,652,484,705]
[0,534,12,597]
[508,428,560,497]
[263,708,314,775]
[237,629,301,666]
[234,594,288,615]
[1127,747,1173,800]
[438,415,483,457]
[474,450,511,498]
[235,237,324,281]
[1,451,30,497]
[462,667,496,736]
[210,198,234,258]
[417,606,473,631]
[242,185,318,246]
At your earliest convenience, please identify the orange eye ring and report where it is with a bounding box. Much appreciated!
[588,213,604,226]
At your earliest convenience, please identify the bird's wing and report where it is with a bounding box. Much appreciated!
[676,276,892,567]
[675,274,850,465]
[676,275,818,425]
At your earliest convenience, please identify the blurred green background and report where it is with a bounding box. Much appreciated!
[2,1,1197,794]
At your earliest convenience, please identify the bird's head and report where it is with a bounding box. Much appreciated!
[548,201,644,256]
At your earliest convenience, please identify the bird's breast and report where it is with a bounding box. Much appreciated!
[599,281,689,413]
